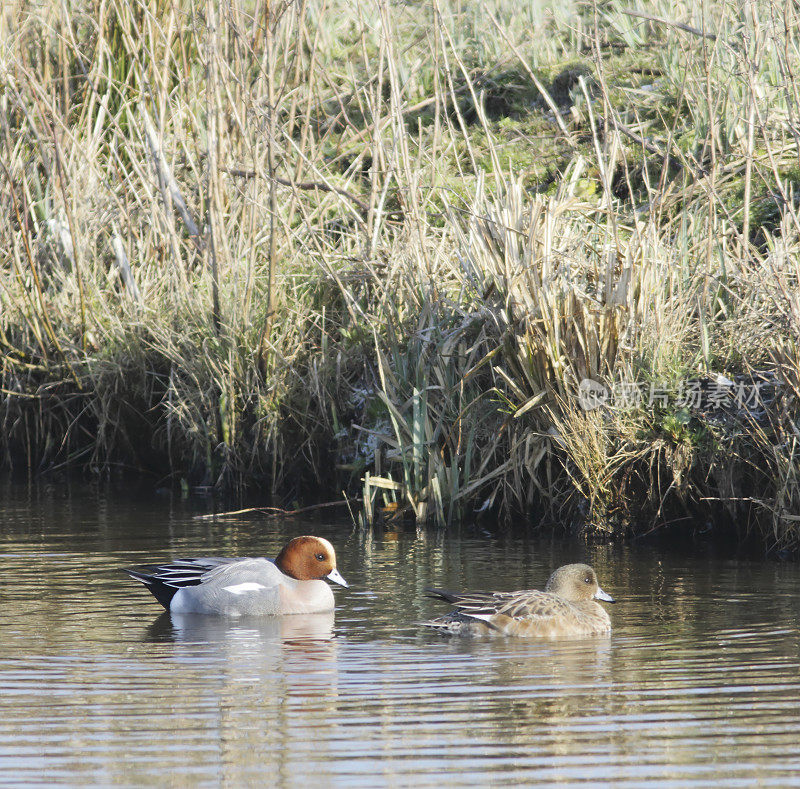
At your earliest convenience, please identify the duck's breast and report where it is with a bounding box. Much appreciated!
[277,579,335,614]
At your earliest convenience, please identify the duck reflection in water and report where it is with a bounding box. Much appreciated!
[146,609,336,651]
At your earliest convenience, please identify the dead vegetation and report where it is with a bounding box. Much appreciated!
[2,0,800,550]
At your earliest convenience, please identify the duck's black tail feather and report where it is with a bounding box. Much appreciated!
[123,568,181,610]
[424,588,461,603]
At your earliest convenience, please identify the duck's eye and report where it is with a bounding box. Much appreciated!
[584,576,592,584]
[315,553,325,561]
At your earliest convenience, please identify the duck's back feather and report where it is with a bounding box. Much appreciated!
[122,557,250,610]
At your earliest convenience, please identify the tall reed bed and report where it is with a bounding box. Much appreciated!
[2,0,800,549]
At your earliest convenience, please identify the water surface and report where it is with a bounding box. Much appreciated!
[1,483,799,786]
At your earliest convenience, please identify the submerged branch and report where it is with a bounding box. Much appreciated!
[193,499,361,521]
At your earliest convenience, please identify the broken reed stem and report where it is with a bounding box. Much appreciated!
[621,9,718,41]
[741,0,761,260]
[193,498,361,520]
[51,122,87,354]
[205,0,222,337]
[258,0,280,370]
[223,167,370,215]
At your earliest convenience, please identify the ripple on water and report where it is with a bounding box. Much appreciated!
[1,487,800,786]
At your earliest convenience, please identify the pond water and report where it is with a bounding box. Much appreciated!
[1,482,799,787]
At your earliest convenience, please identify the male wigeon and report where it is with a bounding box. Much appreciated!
[124,536,348,616]
[423,563,614,637]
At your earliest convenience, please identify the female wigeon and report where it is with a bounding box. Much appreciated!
[124,536,348,616]
[423,563,614,637]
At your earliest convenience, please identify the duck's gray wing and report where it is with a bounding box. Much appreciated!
[193,558,282,588]
[123,557,250,610]
[168,558,286,614]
